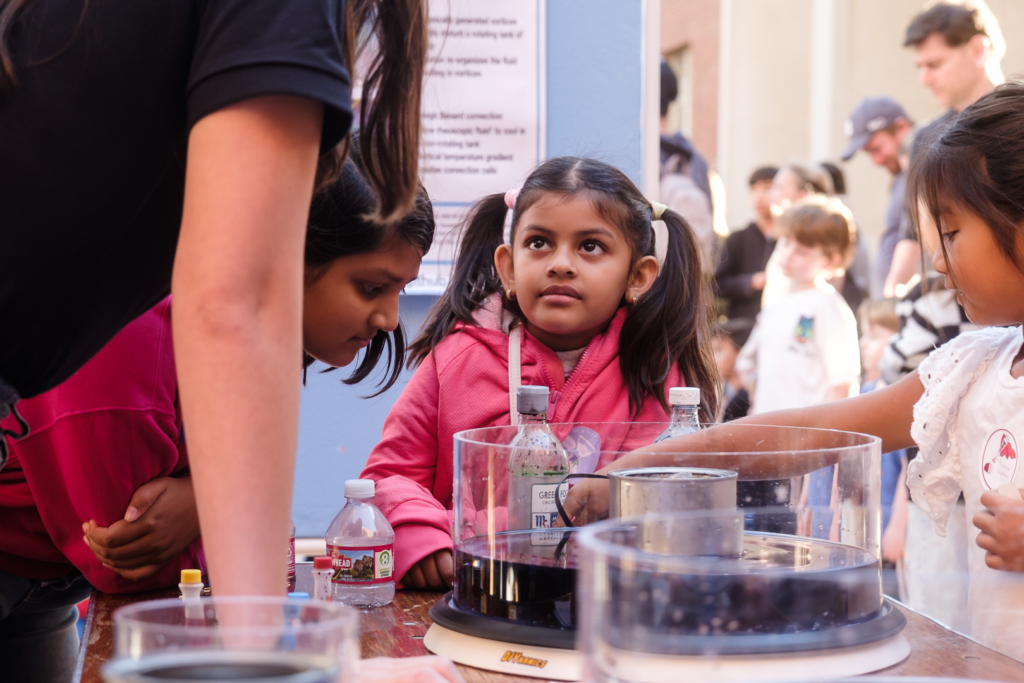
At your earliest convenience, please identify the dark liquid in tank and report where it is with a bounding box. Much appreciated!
[453,530,882,635]
[454,530,576,629]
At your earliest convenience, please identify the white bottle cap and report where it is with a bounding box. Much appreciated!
[345,479,375,499]
[668,387,700,406]
[516,385,549,415]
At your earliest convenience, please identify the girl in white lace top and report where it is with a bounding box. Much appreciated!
[581,81,1024,661]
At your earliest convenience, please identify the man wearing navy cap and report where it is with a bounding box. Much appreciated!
[841,97,913,300]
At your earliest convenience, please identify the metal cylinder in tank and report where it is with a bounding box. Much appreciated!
[608,467,741,556]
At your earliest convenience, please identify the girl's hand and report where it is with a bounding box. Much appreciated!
[83,476,200,580]
[404,550,454,591]
[360,655,464,683]
[974,490,1024,572]
[881,517,906,563]
[557,475,611,527]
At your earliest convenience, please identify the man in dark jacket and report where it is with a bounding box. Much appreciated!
[714,166,778,320]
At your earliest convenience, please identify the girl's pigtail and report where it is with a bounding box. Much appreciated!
[619,208,719,421]
[407,193,512,367]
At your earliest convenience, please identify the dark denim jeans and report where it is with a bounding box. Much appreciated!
[0,568,94,683]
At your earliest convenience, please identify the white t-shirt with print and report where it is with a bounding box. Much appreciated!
[909,325,1024,660]
[738,282,860,414]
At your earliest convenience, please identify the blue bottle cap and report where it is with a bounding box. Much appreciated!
[287,592,310,599]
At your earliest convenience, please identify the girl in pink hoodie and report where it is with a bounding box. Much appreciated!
[361,157,719,590]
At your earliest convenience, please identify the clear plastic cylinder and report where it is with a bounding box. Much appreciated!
[101,597,359,683]
[449,423,882,638]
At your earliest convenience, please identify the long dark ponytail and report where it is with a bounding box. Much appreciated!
[409,156,719,421]
[620,204,718,421]
[336,0,426,221]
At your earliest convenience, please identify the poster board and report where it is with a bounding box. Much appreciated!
[408,0,547,295]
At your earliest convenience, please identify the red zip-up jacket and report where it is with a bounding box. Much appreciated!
[361,294,683,584]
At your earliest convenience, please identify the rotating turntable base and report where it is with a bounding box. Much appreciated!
[424,622,582,681]
[423,618,910,682]
[429,527,910,682]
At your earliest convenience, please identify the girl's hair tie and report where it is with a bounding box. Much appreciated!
[651,202,668,221]
[504,188,521,210]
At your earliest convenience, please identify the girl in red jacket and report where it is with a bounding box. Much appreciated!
[361,156,718,590]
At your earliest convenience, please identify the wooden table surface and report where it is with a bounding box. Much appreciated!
[75,565,1024,682]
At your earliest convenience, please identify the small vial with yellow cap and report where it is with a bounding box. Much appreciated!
[179,569,203,601]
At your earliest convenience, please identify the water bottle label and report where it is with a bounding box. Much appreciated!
[327,543,394,584]
[530,483,568,546]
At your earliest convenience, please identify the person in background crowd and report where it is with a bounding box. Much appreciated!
[714,166,778,321]
[737,196,861,539]
[736,195,861,416]
[839,97,914,300]
[713,318,755,423]
[818,162,868,314]
[659,58,719,271]
[715,316,789,533]
[858,298,909,600]
[886,0,1004,296]
[761,163,833,310]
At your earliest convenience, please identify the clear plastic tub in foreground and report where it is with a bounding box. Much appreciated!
[101,597,358,683]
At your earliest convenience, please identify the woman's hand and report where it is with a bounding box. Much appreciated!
[83,476,200,581]
[974,490,1024,572]
[404,550,454,591]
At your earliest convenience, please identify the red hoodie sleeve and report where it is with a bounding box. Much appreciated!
[360,353,452,585]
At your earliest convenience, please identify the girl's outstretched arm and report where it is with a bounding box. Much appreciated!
[724,369,922,453]
[561,371,924,525]
[173,95,323,597]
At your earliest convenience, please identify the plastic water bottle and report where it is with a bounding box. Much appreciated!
[654,387,702,442]
[287,519,296,592]
[325,479,395,607]
[507,386,571,538]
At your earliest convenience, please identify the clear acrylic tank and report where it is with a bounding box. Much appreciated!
[426,422,908,682]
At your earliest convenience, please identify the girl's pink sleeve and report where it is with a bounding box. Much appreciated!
[361,353,452,585]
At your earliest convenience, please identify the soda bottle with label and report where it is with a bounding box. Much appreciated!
[507,386,571,540]
[653,387,702,442]
[325,479,395,607]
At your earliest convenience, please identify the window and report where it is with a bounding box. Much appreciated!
[665,47,693,137]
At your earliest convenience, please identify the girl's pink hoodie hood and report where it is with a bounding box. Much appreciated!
[360,294,683,584]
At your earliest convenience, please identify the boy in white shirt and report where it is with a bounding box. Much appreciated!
[736,195,862,542]
[737,196,861,414]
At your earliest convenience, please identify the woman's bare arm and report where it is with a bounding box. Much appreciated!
[173,95,322,596]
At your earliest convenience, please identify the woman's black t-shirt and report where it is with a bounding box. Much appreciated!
[0,0,353,398]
